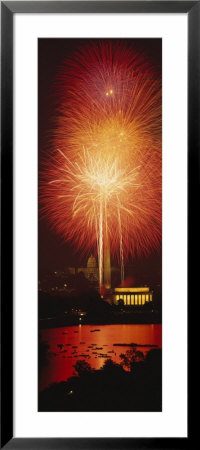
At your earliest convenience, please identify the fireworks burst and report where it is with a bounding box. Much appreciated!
[40,40,162,290]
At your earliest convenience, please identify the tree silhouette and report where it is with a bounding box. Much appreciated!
[73,359,93,376]
[120,348,144,370]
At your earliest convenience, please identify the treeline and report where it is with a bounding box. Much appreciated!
[39,348,162,412]
[39,289,112,317]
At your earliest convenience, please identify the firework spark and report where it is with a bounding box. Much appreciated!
[40,40,162,290]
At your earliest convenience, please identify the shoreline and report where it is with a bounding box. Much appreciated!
[39,312,162,329]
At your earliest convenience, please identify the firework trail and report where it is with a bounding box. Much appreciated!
[40,40,162,290]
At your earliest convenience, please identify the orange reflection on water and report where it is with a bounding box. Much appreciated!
[39,324,162,391]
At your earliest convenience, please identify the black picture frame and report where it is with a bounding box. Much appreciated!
[1,1,197,449]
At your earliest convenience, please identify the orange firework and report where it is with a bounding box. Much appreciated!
[40,40,162,289]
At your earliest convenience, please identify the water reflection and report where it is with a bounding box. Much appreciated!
[39,324,161,391]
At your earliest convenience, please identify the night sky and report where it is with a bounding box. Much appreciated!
[38,38,162,286]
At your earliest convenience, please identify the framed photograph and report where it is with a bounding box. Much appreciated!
[1,1,197,448]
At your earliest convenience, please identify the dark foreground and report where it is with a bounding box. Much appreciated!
[39,348,162,412]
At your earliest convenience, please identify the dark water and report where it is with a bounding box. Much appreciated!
[39,323,162,391]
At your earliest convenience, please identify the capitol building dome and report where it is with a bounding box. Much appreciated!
[87,254,97,268]
[67,254,98,282]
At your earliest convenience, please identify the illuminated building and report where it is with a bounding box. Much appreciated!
[68,255,99,282]
[113,286,153,306]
